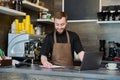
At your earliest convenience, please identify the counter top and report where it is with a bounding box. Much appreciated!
[0,64,120,80]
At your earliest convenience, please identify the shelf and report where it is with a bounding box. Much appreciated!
[22,1,49,11]
[97,21,120,24]
[0,6,26,16]
[67,19,97,23]
[36,19,98,23]
[37,19,53,22]
[0,1,49,16]
[36,19,54,25]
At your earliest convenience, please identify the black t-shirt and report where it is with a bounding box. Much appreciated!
[40,30,84,60]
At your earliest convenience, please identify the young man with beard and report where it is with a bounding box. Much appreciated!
[40,11,85,68]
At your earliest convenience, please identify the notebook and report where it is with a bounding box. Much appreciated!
[80,52,103,71]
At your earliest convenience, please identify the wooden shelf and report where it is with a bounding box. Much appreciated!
[35,19,54,25]
[97,21,120,24]
[37,19,53,22]
[0,1,49,16]
[22,1,49,11]
[0,6,26,16]
[67,19,97,23]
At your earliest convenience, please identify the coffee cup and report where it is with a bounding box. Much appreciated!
[105,63,117,70]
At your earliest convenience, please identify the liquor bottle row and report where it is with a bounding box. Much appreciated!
[97,5,120,21]
[0,0,45,11]
[0,0,22,11]
[97,11,120,21]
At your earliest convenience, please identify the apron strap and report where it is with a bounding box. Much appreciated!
[66,31,70,43]
[54,30,70,43]
[54,31,57,43]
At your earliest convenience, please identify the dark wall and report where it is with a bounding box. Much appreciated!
[0,13,13,55]
[63,0,99,20]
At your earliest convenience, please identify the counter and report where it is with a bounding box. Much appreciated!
[0,64,120,80]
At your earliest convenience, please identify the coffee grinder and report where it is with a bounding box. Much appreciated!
[99,40,106,60]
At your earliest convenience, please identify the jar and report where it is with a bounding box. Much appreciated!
[42,11,47,19]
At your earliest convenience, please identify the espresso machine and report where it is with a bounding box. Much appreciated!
[24,39,42,61]
[7,33,45,60]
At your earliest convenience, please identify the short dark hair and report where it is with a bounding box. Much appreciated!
[54,11,67,21]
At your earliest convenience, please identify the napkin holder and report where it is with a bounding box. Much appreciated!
[0,59,12,66]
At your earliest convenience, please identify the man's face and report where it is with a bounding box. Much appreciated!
[54,17,67,34]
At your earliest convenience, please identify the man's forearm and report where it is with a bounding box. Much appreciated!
[78,51,85,61]
[41,55,48,64]
[41,55,53,68]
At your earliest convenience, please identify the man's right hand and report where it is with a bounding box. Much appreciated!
[41,55,53,68]
[42,61,53,68]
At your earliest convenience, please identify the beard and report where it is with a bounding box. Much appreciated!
[56,28,66,34]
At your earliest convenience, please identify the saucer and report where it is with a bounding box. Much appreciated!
[106,67,118,70]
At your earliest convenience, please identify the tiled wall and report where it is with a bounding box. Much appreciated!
[98,23,120,42]
[67,22,100,53]
[67,22,120,57]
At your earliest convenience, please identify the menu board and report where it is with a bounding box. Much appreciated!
[62,0,99,20]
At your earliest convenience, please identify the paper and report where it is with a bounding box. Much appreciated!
[12,60,20,66]
[39,65,65,68]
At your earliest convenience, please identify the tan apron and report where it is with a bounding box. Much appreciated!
[52,31,73,66]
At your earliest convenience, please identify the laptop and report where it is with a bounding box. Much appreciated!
[80,52,103,71]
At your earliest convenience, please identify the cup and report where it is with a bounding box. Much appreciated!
[105,63,117,70]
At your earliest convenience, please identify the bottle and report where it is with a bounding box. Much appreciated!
[38,11,42,19]
[3,0,11,8]
[42,11,47,19]
[13,0,22,11]
[31,0,37,3]
[0,49,6,60]
[11,21,16,33]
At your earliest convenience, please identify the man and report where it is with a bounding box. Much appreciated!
[40,11,85,68]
